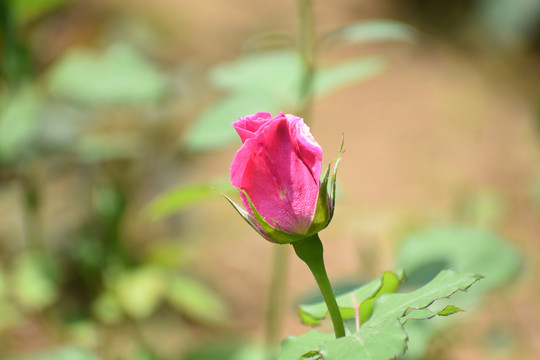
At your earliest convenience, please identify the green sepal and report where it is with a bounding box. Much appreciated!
[241,191,307,244]
[223,193,269,240]
[329,136,344,222]
[306,137,344,234]
[306,164,331,234]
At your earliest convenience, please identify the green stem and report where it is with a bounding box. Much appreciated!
[20,169,43,252]
[297,0,316,122]
[0,0,32,86]
[292,234,345,338]
[264,245,289,358]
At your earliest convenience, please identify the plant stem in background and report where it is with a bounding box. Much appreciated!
[264,244,289,357]
[292,234,345,338]
[20,169,43,252]
[0,0,32,87]
[263,0,318,353]
[297,0,316,122]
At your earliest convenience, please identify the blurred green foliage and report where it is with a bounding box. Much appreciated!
[0,86,41,162]
[5,347,101,360]
[183,52,385,151]
[397,226,521,359]
[47,44,169,106]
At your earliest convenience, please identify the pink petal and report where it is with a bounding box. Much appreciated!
[232,112,274,143]
[232,118,321,234]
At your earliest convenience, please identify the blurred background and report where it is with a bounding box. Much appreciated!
[0,0,539,359]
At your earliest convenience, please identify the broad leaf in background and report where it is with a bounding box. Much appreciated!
[184,92,276,151]
[92,291,123,325]
[115,266,165,319]
[144,180,234,220]
[47,43,168,106]
[280,270,480,360]
[5,347,101,360]
[397,226,520,298]
[0,86,41,162]
[313,57,384,97]
[165,274,228,325]
[396,226,520,359]
[182,51,384,151]
[12,253,60,311]
[475,0,540,49]
[318,20,417,48]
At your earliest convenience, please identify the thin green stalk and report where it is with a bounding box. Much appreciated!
[262,2,318,354]
[297,0,316,122]
[20,169,43,252]
[292,234,345,338]
[264,245,289,358]
[0,0,32,86]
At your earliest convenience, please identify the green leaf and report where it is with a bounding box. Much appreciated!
[5,346,101,360]
[209,51,302,96]
[396,226,519,358]
[165,274,227,325]
[358,270,403,324]
[319,20,417,48]
[182,343,268,360]
[92,291,123,325]
[283,270,480,360]
[397,226,520,296]
[144,180,234,220]
[279,330,333,360]
[183,51,384,151]
[279,321,407,360]
[115,266,165,319]
[0,86,41,162]
[315,57,385,97]
[182,92,281,151]
[365,270,480,329]
[47,43,168,106]
[298,270,404,326]
[437,305,463,316]
[12,253,60,310]
[320,320,407,360]
[402,304,463,322]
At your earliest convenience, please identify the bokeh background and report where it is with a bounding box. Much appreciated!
[1,0,539,359]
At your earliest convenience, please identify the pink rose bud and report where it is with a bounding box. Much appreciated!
[227,112,341,244]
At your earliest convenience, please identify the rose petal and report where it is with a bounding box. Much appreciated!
[232,117,320,234]
[232,112,274,143]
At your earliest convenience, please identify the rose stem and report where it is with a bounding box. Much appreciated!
[264,244,289,358]
[292,234,346,338]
